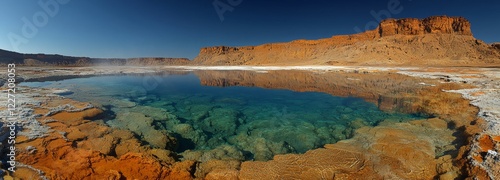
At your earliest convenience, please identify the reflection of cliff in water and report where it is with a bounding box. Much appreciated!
[194,70,433,114]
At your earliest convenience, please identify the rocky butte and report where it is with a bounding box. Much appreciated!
[194,16,500,66]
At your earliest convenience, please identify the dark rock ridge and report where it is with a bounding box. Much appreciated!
[0,49,190,66]
[0,49,91,66]
[79,57,191,66]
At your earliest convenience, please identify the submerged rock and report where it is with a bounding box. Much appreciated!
[200,108,239,136]
[111,99,137,108]
[52,89,73,95]
[227,133,293,161]
[238,118,457,179]
[113,112,177,149]
[172,123,207,147]
[181,145,244,162]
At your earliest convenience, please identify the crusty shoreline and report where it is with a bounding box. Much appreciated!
[0,66,498,179]
[398,67,500,179]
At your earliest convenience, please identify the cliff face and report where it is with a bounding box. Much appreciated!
[194,16,500,66]
[378,16,472,36]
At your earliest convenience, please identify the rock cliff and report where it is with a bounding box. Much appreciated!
[194,16,500,66]
[378,16,472,36]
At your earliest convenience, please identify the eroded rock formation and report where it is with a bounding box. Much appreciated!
[194,16,500,66]
[378,16,472,36]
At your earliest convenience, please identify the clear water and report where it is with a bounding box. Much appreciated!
[22,71,423,161]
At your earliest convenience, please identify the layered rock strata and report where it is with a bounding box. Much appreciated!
[194,16,500,66]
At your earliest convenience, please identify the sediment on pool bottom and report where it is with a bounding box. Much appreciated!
[7,70,487,179]
[55,81,427,161]
[19,72,435,162]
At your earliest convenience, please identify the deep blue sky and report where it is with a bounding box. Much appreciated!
[1,0,499,59]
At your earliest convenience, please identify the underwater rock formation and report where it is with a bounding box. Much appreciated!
[238,118,457,179]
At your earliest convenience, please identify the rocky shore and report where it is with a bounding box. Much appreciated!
[0,66,498,179]
[399,67,500,179]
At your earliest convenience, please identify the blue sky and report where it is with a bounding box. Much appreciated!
[1,0,499,59]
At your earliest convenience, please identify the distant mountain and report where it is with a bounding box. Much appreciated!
[0,49,190,66]
[194,16,500,66]
[0,49,91,66]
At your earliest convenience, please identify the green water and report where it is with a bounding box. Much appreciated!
[22,71,423,161]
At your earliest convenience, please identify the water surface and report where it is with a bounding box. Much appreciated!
[22,70,424,161]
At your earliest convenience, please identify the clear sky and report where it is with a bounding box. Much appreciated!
[1,0,499,59]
